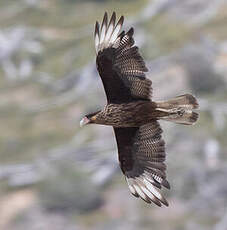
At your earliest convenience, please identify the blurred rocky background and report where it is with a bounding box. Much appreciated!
[0,0,227,229]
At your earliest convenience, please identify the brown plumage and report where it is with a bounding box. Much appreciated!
[80,12,199,207]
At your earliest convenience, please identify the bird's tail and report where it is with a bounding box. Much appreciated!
[155,94,199,125]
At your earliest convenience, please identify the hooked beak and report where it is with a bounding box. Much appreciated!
[80,117,90,127]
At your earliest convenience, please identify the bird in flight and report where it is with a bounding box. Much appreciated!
[80,12,199,207]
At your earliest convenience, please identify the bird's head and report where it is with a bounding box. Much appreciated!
[80,111,100,127]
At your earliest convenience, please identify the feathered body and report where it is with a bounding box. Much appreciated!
[94,101,160,127]
[80,12,199,207]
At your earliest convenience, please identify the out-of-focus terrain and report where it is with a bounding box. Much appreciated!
[0,0,227,229]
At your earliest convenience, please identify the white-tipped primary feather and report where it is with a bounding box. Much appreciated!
[126,178,137,196]
[109,16,124,44]
[141,186,162,206]
[129,185,137,196]
[143,174,161,189]
[143,178,162,200]
[99,12,108,48]
[140,186,156,201]
[105,12,116,44]
[94,21,100,54]
[95,12,124,54]
[133,184,147,200]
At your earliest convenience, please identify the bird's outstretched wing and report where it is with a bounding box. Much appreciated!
[95,12,152,103]
[114,122,170,206]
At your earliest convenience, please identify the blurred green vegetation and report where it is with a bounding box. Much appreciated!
[0,0,227,230]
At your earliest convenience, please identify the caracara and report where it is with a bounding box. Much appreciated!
[80,12,199,207]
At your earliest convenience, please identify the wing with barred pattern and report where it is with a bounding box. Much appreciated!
[114,121,170,206]
[95,12,152,103]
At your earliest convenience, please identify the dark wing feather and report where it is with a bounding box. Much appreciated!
[114,122,170,206]
[95,12,152,103]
